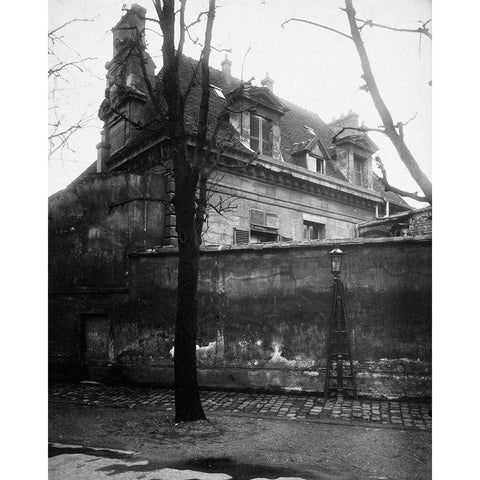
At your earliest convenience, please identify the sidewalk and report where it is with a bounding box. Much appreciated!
[49,382,431,430]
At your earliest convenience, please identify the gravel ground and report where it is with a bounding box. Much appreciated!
[49,402,431,479]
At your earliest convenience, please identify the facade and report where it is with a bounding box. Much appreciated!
[92,4,409,249]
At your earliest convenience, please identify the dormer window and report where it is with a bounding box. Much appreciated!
[250,114,272,156]
[306,153,325,174]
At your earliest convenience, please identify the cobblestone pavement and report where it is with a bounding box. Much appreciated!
[50,383,431,430]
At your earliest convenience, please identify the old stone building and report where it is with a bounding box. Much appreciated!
[49,5,430,398]
[92,4,409,248]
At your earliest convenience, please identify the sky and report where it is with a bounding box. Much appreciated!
[48,0,432,204]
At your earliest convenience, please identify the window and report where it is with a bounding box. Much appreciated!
[353,155,365,186]
[316,157,325,174]
[306,153,325,174]
[250,231,278,243]
[248,208,279,243]
[250,114,272,156]
[233,228,250,245]
[303,221,325,241]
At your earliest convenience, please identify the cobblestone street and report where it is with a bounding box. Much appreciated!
[50,383,431,430]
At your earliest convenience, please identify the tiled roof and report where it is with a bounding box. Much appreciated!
[172,57,350,183]
[109,55,408,207]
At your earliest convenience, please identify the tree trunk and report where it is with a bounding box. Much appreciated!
[173,193,206,422]
[344,0,432,204]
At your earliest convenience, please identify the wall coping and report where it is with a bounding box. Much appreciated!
[128,234,432,257]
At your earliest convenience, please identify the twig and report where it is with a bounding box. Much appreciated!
[281,18,352,40]
[375,156,428,202]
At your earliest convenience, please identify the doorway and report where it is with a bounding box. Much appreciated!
[80,313,112,379]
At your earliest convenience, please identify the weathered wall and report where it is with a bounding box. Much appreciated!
[50,237,431,399]
[49,172,165,289]
[202,169,376,245]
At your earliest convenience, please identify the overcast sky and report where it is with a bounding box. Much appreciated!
[49,0,432,204]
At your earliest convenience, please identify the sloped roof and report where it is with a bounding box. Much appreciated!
[104,54,407,207]
[171,57,349,181]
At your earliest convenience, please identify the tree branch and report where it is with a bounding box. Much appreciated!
[332,125,386,143]
[107,196,167,215]
[281,18,352,40]
[375,156,428,203]
[176,0,187,61]
[355,17,432,40]
[344,0,432,204]
[194,0,216,241]
[48,17,96,38]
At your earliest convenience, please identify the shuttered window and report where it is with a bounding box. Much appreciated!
[233,228,250,245]
[250,208,266,226]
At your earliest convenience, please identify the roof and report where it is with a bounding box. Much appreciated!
[100,54,408,207]
[170,57,351,184]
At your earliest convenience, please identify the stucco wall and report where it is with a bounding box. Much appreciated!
[48,172,165,289]
[49,237,431,399]
[202,170,376,245]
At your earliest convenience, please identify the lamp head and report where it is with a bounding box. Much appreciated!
[328,247,345,277]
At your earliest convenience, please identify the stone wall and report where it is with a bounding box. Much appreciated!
[49,172,165,289]
[49,236,431,399]
[408,207,432,236]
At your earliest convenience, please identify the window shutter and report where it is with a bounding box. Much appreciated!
[266,212,279,229]
[250,209,266,226]
[262,119,272,156]
[233,228,250,245]
[250,115,260,152]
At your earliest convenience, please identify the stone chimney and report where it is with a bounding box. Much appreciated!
[261,71,274,92]
[328,109,359,135]
[221,54,232,82]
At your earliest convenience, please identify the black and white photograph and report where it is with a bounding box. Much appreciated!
[15,0,461,477]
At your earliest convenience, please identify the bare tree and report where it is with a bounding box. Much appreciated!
[108,0,222,422]
[98,0,263,422]
[282,0,432,205]
[48,17,98,161]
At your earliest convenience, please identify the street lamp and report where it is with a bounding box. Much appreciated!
[324,246,358,401]
[328,247,344,279]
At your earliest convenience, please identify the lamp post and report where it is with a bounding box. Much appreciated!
[324,247,358,401]
[328,247,344,280]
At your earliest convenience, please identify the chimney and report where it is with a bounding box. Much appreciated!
[328,110,360,134]
[261,71,274,92]
[221,54,232,81]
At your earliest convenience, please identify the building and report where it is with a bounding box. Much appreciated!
[92,4,409,248]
